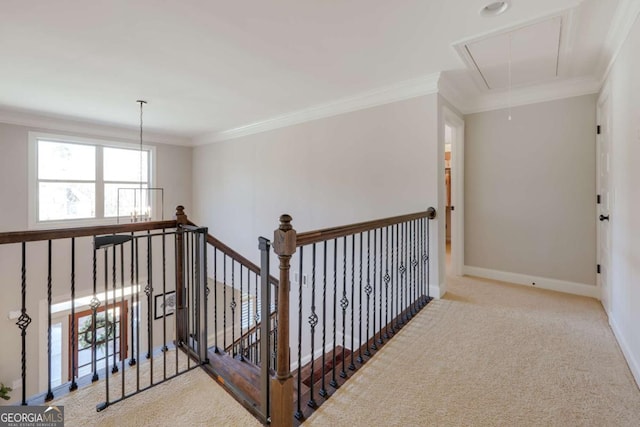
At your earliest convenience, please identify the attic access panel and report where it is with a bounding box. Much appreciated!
[463,16,562,90]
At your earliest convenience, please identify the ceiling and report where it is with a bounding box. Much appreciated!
[0,0,628,145]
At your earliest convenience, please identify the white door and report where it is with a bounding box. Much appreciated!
[597,90,612,314]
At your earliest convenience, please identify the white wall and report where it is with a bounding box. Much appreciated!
[602,13,640,386]
[464,95,597,295]
[192,94,441,290]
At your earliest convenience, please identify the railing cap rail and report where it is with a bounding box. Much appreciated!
[0,220,178,245]
[296,208,436,247]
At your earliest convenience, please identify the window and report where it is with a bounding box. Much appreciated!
[29,133,154,227]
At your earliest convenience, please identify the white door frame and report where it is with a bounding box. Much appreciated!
[596,84,612,313]
[443,107,465,277]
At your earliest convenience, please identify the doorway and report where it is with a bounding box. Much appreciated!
[443,107,464,277]
[596,86,612,315]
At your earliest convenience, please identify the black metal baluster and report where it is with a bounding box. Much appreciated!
[223,254,227,353]
[407,220,413,320]
[91,244,100,383]
[295,247,304,420]
[427,216,431,302]
[145,232,153,370]
[383,227,390,340]
[371,229,378,351]
[17,243,30,405]
[129,234,137,367]
[120,243,126,399]
[253,272,258,364]
[399,223,406,326]
[394,224,399,330]
[349,234,356,371]
[185,233,191,369]
[330,238,338,388]
[364,231,372,357]
[112,246,118,374]
[231,260,236,357]
[162,231,168,378]
[411,221,419,316]
[69,239,78,391]
[378,228,383,346]
[406,221,411,314]
[422,217,428,306]
[45,240,54,402]
[308,244,318,408]
[340,237,348,379]
[418,218,423,307]
[238,265,244,361]
[357,233,364,364]
[214,248,219,353]
[103,248,110,406]
[134,238,140,390]
[319,241,328,397]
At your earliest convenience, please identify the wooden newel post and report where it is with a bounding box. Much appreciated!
[175,205,189,346]
[271,214,296,427]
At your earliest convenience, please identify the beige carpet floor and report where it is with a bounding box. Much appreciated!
[305,275,640,426]
[53,274,640,426]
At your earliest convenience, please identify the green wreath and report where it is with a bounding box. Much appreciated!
[78,313,115,349]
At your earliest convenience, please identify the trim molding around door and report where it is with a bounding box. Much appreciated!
[443,106,465,277]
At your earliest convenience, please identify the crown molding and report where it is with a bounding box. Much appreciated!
[0,107,191,146]
[438,75,471,114]
[195,73,441,145]
[462,76,600,115]
[596,0,640,84]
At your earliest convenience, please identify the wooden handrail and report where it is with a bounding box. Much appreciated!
[0,220,178,245]
[296,207,436,247]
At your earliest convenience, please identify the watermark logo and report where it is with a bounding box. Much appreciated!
[0,405,64,427]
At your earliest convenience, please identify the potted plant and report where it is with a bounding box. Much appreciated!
[0,383,11,401]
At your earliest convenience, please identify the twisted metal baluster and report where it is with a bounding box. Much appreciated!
[371,229,378,351]
[319,241,328,397]
[214,249,218,352]
[231,260,236,357]
[238,266,244,361]
[112,246,119,374]
[357,233,364,364]
[308,244,318,408]
[399,222,406,326]
[129,235,137,367]
[91,245,100,383]
[330,239,338,388]
[295,247,304,420]
[383,227,390,340]
[45,240,54,402]
[69,239,78,391]
[223,254,227,352]
[364,230,372,357]
[17,243,31,405]
[349,234,356,371]
[340,238,348,379]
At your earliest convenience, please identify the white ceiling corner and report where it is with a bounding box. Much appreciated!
[596,0,640,84]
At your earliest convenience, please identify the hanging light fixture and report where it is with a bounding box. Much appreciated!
[116,100,164,223]
[137,100,147,221]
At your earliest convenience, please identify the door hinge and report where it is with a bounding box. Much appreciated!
[597,264,601,274]
[597,125,601,135]
[450,206,455,211]
[597,194,601,204]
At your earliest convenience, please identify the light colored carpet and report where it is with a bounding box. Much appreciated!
[53,350,260,427]
[54,274,640,426]
[306,275,640,426]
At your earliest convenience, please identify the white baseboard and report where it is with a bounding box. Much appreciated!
[609,316,640,389]
[428,283,444,299]
[462,265,600,299]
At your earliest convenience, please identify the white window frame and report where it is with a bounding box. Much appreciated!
[28,132,157,229]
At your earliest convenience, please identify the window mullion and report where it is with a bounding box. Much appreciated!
[95,146,104,219]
